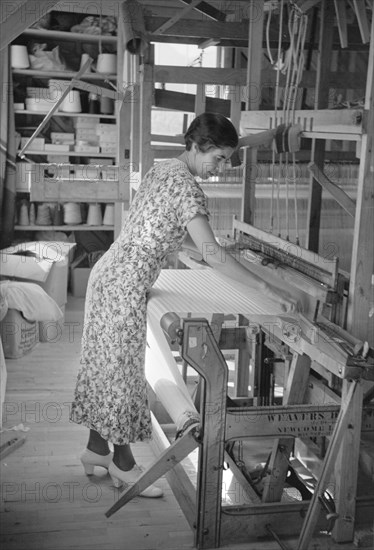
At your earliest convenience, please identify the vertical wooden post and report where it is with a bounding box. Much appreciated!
[332,379,364,541]
[347,13,374,346]
[241,0,264,224]
[139,46,154,180]
[262,353,311,502]
[116,13,132,236]
[130,54,140,200]
[181,320,228,549]
[230,48,242,133]
[194,84,206,115]
[305,0,334,252]
[337,16,374,541]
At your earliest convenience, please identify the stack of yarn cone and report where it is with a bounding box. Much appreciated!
[36,204,52,225]
[103,203,115,225]
[87,203,102,226]
[64,202,82,225]
[18,200,30,226]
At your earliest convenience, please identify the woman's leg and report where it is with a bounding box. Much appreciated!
[113,444,136,471]
[87,429,110,455]
[86,430,136,470]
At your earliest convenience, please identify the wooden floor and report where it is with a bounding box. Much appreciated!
[0,296,367,550]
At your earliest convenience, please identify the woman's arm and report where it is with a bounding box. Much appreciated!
[186,214,299,312]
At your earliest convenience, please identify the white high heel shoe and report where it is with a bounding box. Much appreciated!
[80,448,113,475]
[108,462,163,498]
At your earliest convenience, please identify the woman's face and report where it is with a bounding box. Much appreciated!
[191,143,234,180]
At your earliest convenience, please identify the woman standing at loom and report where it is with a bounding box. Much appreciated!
[70,112,296,497]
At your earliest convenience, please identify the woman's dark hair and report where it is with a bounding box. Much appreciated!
[184,112,238,152]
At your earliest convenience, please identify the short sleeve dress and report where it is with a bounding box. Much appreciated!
[70,159,209,445]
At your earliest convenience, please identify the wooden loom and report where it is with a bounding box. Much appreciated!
[105,266,374,550]
[104,1,374,548]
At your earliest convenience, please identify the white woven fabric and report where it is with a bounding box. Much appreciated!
[145,268,281,424]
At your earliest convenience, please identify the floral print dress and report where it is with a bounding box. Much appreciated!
[70,159,209,445]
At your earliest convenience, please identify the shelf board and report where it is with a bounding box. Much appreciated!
[12,69,117,80]
[15,110,116,118]
[20,28,118,44]
[17,150,116,158]
[15,224,114,231]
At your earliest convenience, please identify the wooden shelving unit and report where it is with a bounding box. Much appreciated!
[11,20,122,234]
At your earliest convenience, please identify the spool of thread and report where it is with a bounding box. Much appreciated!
[36,204,52,225]
[11,45,30,69]
[64,202,82,225]
[100,95,114,114]
[87,203,103,226]
[103,203,115,225]
[18,200,29,226]
[80,203,88,224]
[96,53,117,74]
[29,202,36,225]
[60,90,82,113]
[53,204,64,226]
[88,93,100,114]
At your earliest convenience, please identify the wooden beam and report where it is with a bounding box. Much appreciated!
[262,352,311,503]
[241,0,264,225]
[297,381,359,549]
[332,380,364,542]
[334,0,348,48]
[153,0,201,34]
[154,66,247,85]
[307,161,356,217]
[154,88,232,115]
[145,17,371,50]
[0,0,60,50]
[179,0,227,21]
[153,65,366,89]
[194,83,206,115]
[305,0,334,253]
[347,13,374,346]
[145,16,247,41]
[353,0,371,43]
[150,413,197,529]
[139,61,154,179]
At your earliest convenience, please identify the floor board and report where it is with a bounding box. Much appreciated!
[0,296,369,549]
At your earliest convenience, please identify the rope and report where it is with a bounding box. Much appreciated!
[278,4,307,244]
[270,0,284,235]
[266,5,275,66]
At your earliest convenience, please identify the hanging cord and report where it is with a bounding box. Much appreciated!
[280,9,297,241]
[270,0,284,235]
[99,11,103,55]
[266,5,275,66]
[283,10,298,241]
[291,12,307,245]
[281,6,308,245]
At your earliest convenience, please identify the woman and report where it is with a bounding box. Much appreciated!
[70,112,296,497]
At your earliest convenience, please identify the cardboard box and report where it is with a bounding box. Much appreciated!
[70,267,91,297]
[0,309,39,359]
